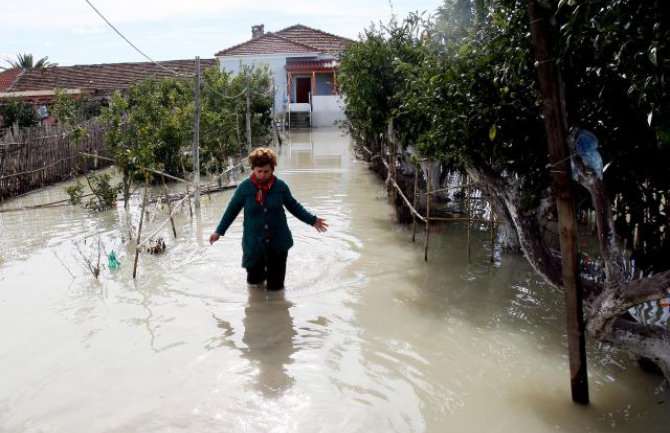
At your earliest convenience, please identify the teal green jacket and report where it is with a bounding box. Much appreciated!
[215,176,317,268]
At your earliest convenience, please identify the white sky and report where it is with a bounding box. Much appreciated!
[1,0,444,66]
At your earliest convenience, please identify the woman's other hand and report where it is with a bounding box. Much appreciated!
[209,232,222,245]
[313,217,328,233]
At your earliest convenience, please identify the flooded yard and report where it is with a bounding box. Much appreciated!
[0,127,668,432]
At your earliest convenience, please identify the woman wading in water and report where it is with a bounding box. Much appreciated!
[209,147,328,290]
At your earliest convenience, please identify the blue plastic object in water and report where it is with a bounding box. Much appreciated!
[108,251,120,270]
[573,129,603,179]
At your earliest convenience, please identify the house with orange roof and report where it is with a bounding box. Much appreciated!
[215,24,352,127]
[0,68,23,93]
[0,59,218,126]
[0,59,217,105]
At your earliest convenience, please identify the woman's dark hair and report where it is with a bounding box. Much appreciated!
[248,147,277,169]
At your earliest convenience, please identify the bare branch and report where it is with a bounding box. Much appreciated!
[622,270,670,302]
[588,270,670,334]
[605,317,670,379]
[572,155,625,284]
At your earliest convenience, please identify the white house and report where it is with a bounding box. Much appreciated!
[215,24,352,128]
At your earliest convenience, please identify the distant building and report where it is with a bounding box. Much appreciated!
[0,59,218,105]
[0,68,23,93]
[215,24,352,127]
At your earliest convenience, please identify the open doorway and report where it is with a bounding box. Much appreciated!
[295,77,311,103]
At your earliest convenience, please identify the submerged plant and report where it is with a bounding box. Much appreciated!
[65,181,84,205]
[74,238,102,279]
[64,173,121,211]
[84,173,121,211]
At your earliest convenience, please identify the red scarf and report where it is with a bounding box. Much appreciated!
[250,174,275,205]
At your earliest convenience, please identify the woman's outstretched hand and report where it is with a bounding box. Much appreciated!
[209,232,222,245]
[313,217,328,233]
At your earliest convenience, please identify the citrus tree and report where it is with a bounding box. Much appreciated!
[100,64,273,206]
[339,0,670,379]
[200,64,273,173]
[100,76,192,204]
[0,99,39,127]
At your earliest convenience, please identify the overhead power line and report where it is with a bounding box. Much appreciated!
[82,0,183,76]
[82,0,251,100]
[82,0,273,110]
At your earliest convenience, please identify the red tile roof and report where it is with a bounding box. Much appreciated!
[0,68,23,92]
[215,24,352,57]
[215,33,319,57]
[4,59,218,94]
[275,25,352,55]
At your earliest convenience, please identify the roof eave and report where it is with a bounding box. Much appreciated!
[217,51,322,59]
[0,88,94,99]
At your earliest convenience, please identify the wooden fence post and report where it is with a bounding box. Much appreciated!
[193,56,201,209]
[133,180,149,279]
[528,0,589,404]
[412,161,419,242]
[424,163,431,261]
[488,187,496,263]
[387,121,398,204]
[466,174,472,263]
[245,74,252,153]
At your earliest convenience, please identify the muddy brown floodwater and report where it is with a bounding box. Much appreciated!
[0,127,668,432]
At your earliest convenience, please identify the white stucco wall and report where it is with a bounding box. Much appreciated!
[218,55,289,117]
[218,53,346,123]
[311,95,346,127]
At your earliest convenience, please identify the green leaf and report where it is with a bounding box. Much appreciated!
[648,46,658,66]
[489,125,497,142]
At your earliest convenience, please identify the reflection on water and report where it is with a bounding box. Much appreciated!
[0,127,668,433]
[242,289,295,397]
[216,288,297,398]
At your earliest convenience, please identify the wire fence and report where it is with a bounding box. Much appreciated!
[0,124,109,200]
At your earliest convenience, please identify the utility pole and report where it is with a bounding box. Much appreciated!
[528,0,589,404]
[193,56,201,209]
[245,74,252,153]
[271,78,276,123]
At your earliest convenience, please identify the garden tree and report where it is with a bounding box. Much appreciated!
[0,99,39,127]
[52,89,105,142]
[1,53,57,70]
[53,90,104,124]
[101,76,194,205]
[200,64,273,173]
[339,0,670,380]
[557,0,670,273]
[436,0,489,31]
[422,0,547,250]
[338,14,449,201]
[338,20,407,154]
[55,90,121,211]
[552,0,670,376]
[100,65,273,206]
[243,65,273,142]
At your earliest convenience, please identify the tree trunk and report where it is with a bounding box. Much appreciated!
[364,139,670,381]
[420,161,441,199]
[492,193,522,252]
[467,161,564,288]
[469,156,670,381]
